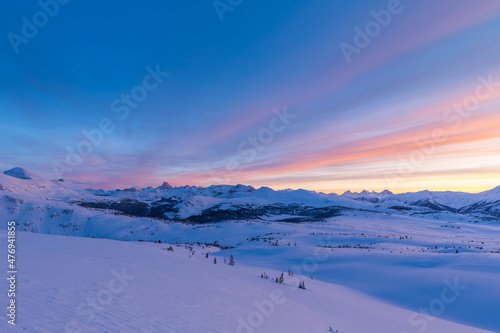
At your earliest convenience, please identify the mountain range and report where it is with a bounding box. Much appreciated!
[1,167,499,236]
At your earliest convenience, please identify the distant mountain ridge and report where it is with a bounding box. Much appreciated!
[1,167,500,231]
[341,186,500,217]
[341,190,394,203]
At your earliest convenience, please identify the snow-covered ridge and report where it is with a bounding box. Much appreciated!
[2,167,500,224]
[341,187,500,215]
[341,189,394,203]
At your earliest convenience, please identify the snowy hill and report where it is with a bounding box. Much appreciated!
[1,230,496,333]
[3,167,41,180]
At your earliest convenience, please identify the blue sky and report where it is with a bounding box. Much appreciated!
[1,0,500,193]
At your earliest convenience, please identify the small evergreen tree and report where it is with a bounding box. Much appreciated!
[228,254,235,266]
[213,257,217,264]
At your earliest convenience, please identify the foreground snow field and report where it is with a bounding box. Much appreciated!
[0,227,497,333]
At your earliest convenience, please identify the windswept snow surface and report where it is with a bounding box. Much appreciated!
[0,231,496,333]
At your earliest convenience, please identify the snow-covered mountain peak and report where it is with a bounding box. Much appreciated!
[158,181,173,189]
[3,167,41,180]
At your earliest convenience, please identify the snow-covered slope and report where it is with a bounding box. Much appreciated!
[1,230,495,333]
[0,168,92,202]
